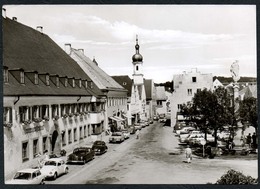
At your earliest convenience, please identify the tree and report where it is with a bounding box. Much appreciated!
[180,87,234,146]
[239,97,258,133]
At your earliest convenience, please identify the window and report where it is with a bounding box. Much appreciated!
[177,104,182,110]
[68,130,72,144]
[46,75,50,86]
[188,89,192,96]
[84,125,87,138]
[197,88,201,93]
[192,77,197,82]
[179,81,182,84]
[79,127,83,140]
[51,104,59,118]
[32,106,38,119]
[56,76,59,87]
[62,132,66,146]
[74,128,77,142]
[34,73,38,85]
[19,106,28,123]
[22,141,29,162]
[20,71,25,84]
[65,78,68,87]
[33,139,39,158]
[72,79,75,88]
[41,105,49,119]
[90,81,93,88]
[42,136,48,152]
[3,67,8,83]
[123,82,127,86]
[136,65,139,71]
[4,107,12,123]
[79,80,82,88]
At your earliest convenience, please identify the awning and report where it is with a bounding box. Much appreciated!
[114,116,125,121]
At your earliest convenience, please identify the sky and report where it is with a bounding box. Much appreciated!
[3,5,257,83]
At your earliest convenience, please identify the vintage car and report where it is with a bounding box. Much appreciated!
[6,168,45,185]
[67,147,95,164]
[129,126,136,134]
[109,132,125,143]
[92,140,108,155]
[145,121,150,126]
[121,129,130,139]
[140,121,146,128]
[40,158,68,180]
[134,123,142,131]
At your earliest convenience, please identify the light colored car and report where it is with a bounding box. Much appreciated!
[109,132,125,143]
[40,158,68,180]
[121,129,130,139]
[134,123,142,130]
[176,127,195,135]
[6,168,45,184]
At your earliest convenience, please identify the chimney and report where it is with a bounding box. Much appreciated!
[64,44,71,54]
[78,49,84,54]
[36,26,43,34]
[12,17,17,21]
[2,8,6,18]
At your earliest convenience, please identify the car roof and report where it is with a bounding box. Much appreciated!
[46,158,63,162]
[17,168,39,173]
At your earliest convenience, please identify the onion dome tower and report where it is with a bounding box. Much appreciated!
[132,35,144,85]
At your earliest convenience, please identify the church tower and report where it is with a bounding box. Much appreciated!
[131,35,147,121]
[132,35,144,85]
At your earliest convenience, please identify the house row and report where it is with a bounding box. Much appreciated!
[2,14,155,179]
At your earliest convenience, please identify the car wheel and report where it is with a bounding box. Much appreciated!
[40,179,45,185]
[53,173,57,180]
[65,167,69,174]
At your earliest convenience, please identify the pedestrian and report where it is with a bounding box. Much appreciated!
[185,145,192,163]
[252,132,257,149]
[136,129,140,139]
[246,133,252,147]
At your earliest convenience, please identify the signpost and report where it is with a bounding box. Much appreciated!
[200,139,206,157]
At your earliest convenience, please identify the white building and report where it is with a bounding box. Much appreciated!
[213,78,224,90]
[171,68,213,127]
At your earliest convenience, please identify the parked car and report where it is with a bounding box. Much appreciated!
[149,119,154,124]
[153,115,158,121]
[40,158,68,180]
[140,121,146,128]
[92,140,108,155]
[121,129,130,139]
[145,121,150,126]
[129,126,136,134]
[109,132,125,143]
[6,168,45,184]
[134,123,142,131]
[67,147,95,165]
[159,118,167,123]
[176,127,196,135]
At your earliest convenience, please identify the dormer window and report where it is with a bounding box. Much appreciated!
[85,81,88,88]
[65,78,68,87]
[72,78,75,88]
[46,75,50,86]
[123,82,127,86]
[34,72,39,85]
[20,70,25,84]
[79,79,82,88]
[56,76,59,87]
[3,67,8,83]
[90,81,93,88]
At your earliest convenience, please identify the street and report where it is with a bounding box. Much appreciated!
[46,122,257,184]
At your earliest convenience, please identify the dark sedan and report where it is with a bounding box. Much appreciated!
[67,147,94,165]
[91,141,108,155]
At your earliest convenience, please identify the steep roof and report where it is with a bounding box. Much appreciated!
[3,17,101,97]
[70,49,126,92]
[239,85,257,99]
[111,75,133,97]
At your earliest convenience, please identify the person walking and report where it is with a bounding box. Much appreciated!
[185,145,192,163]
[136,129,140,139]
[252,132,257,149]
[246,133,252,148]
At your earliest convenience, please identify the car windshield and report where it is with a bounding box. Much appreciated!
[112,132,121,136]
[74,148,88,153]
[44,161,57,166]
[14,172,31,180]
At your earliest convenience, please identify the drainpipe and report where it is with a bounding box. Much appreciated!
[14,96,20,105]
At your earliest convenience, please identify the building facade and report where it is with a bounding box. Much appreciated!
[171,68,213,127]
[65,45,128,132]
[3,16,106,179]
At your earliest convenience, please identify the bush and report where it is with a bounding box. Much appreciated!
[215,169,257,184]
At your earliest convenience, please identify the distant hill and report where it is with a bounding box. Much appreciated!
[213,76,257,84]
